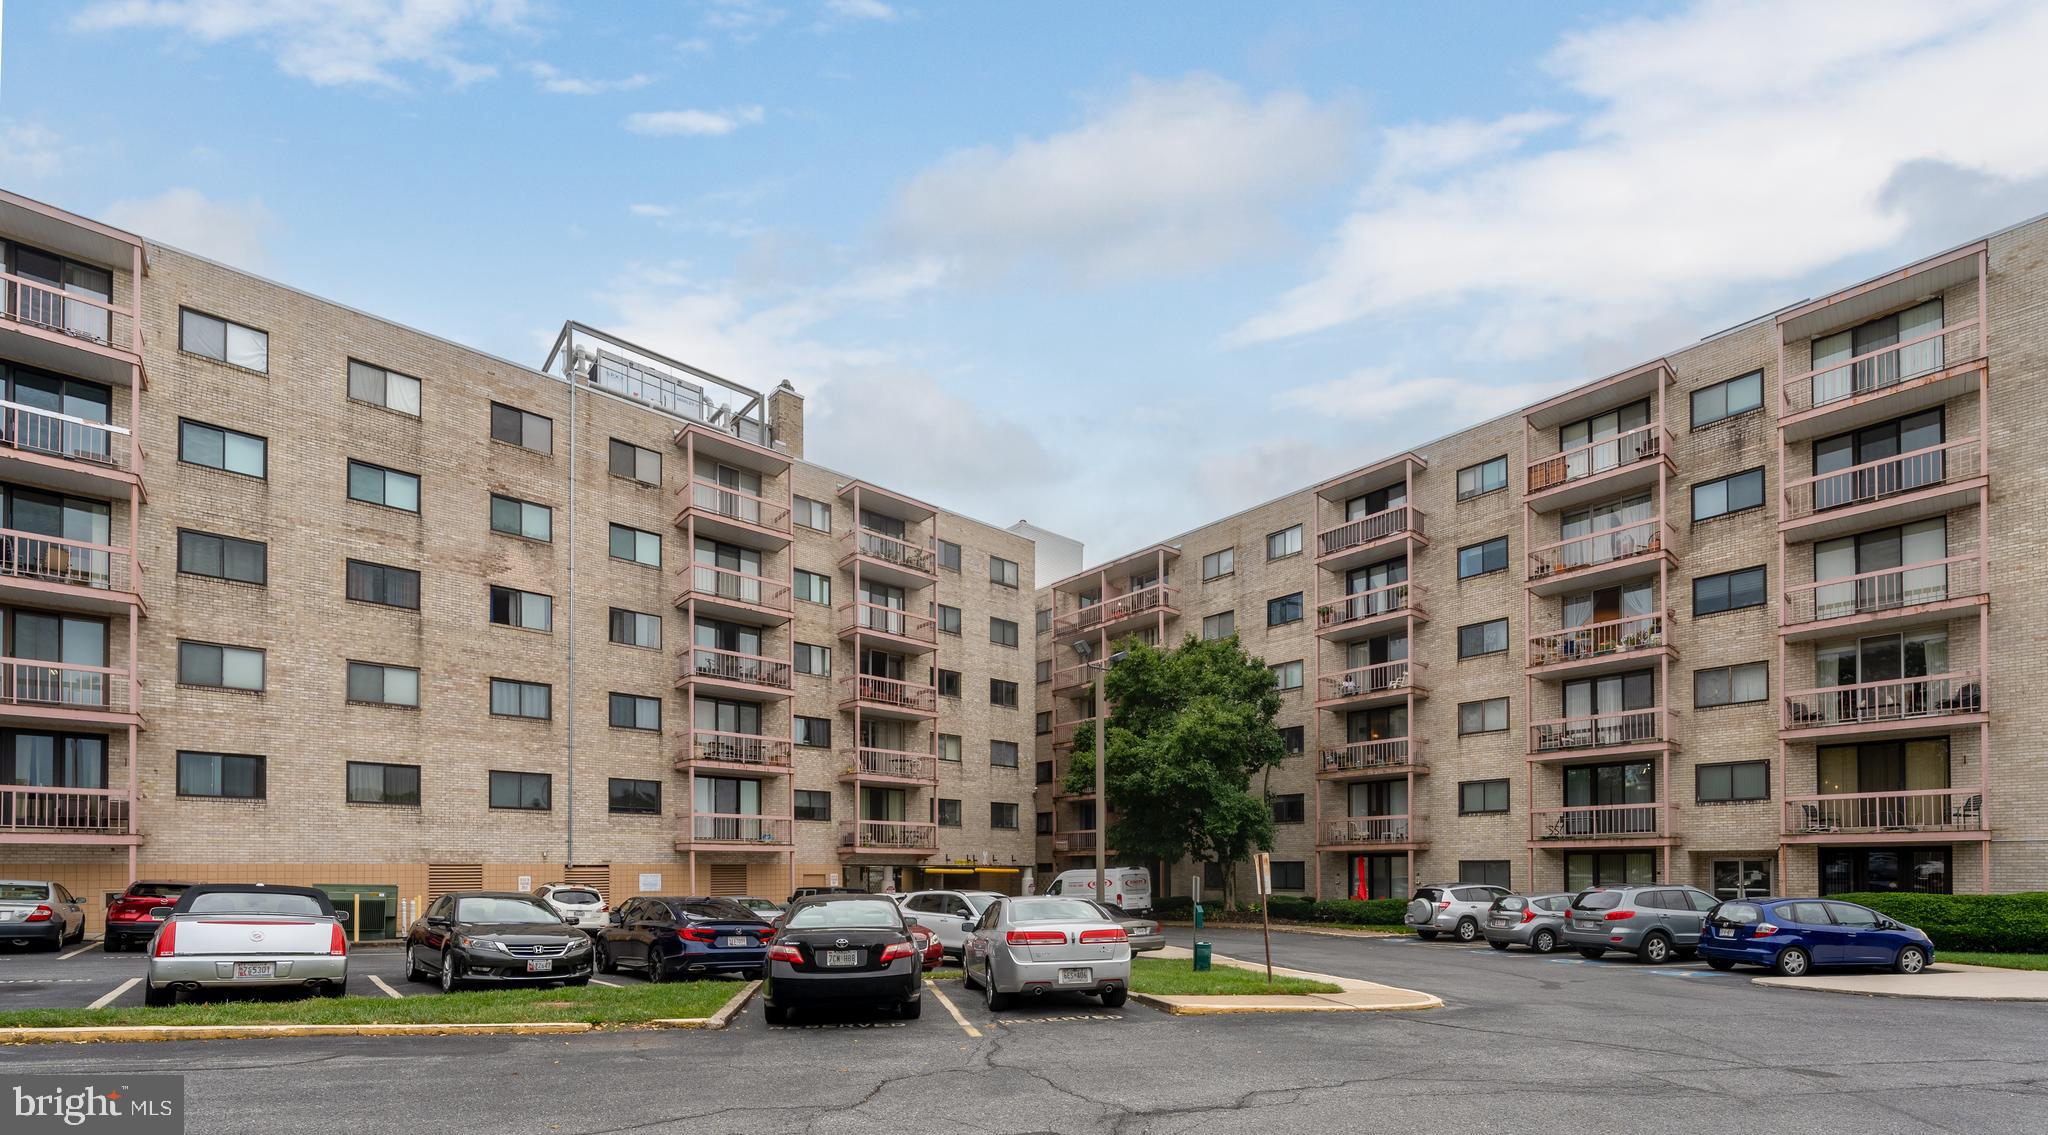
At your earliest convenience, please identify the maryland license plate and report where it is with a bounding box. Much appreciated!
[823,950,860,967]
[233,963,274,979]
[1058,967,1092,985]
[719,936,749,948]
[526,958,553,973]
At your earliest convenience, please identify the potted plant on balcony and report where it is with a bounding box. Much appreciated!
[1317,604,1334,622]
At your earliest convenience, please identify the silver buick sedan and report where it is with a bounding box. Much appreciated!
[961,896,1131,1010]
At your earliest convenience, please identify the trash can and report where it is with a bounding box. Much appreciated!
[1192,940,1212,971]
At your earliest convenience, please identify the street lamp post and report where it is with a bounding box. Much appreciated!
[1071,641,1122,905]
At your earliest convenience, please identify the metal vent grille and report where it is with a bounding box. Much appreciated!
[427,863,483,900]
[709,864,748,896]
[564,864,611,902]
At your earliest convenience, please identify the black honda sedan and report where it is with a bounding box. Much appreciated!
[595,896,773,981]
[762,893,922,1024]
[404,891,593,991]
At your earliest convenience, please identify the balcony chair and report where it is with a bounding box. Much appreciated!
[1798,803,1839,834]
[1950,794,1983,830]
[1936,683,1982,715]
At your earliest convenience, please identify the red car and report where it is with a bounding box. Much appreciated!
[104,881,195,952]
[908,922,944,971]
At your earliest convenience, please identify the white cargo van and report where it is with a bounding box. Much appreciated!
[1044,868,1152,912]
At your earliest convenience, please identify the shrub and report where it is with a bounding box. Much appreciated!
[1151,896,1194,919]
[1830,892,2048,953]
[1266,895,1315,921]
[1311,898,1408,926]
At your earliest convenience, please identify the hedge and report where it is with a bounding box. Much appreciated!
[1149,894,1411,927]
[1831,891,2048,953]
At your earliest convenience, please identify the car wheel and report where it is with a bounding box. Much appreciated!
[1100,986,1129,1008]
[1415,929,1439,941]
[898,998,923,1020]
[1455,918,1480,943]
[320,980,347,998]
[406,946,431,983]
[1894,945,1928,975]
[764,1003,789,1026]
[1487,939,1511,951]
[1639,933,1672,965]
[984,964,1014,1012]
[645,956,668,984]
[1531,929,1557,954]
[143,982,175,1007]
[440,952,463,992]
[1707,959,1736,971]
[1577,947,1605,960]
[962,963,982,990]
[1773,946,1811,977]
[596,942,618,975]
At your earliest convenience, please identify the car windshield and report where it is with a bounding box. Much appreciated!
[188,892,326,917]
[129,883,190,899]
[549,889,602,906]
[1574,891,1622,911]
[457,897,560,924]
[786,900,900,929]
[676,900,756,921]
[1012,898,1102,922]
[1495,897,1526,911]
[0,883,51,901]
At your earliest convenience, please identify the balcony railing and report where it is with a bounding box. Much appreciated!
[1316,505,1424,559]
[681,730,793,770]
[677,563,792,613]
[1527,613,1664,668]
[1530,803,1667,841]
[688,813,792,844]
[1782,437,1981,523]
[1527,424,1665,495]
[680,479,792,535]
[0,785,130,835]
[1783,319,1980,413]
[1783,788,1985,836]
[1783,671,1981,731]
[1529,709,1665,755]
[841,673,938,713]
[841,601,938,644]
[1319,738,1416,775]
[0,272,132,351]
[1318,659,1413,701]
[1058,830,1100,852]
[1320,815,1421,845]
[844,747,939,783]
[1528,518,1666,580]
[1317,581,1418,632]
[682,646,792,691]
[0,529,135,593]
[1,401,131,473]
[1053,583,1176,636]
[842,528,935,575]
[0,659,130,713]
[1785,554,1981,626]
[840,819,939,851]
[1053,701,1097,729]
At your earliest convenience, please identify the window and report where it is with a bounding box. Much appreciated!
[1458,537,1509,579]
[1036,660,1052,684]
[789,569,829,606]
[608,439,660,484]
[990,802,1020,830]
[179,419,267,478]
[1036,711,1052,735]
[1694,566,1766,616]
[1270,793,1305,823]
[938,799,963,827]
[1202,548,1235,580]
[489,494,552,541]
[1692,467,1766,522]
[1457,456,1508,500]
[178,642,264,691]
[990,555,1020,588]
[1458,698,1509,735]
[179,308,268,372]
[1279,726,1305,755]
[1267,592,1304,626]
[1036,608,1051,633]
[489,678,551,720]
[1458,618,1509,658]
[1459,861,1512,889]
[1270,861,1306,891]
[489,770,552,810]
[176,751,265,798]
[347,559,421,610]
[1203,861,1226,890]
[1459,779,1510,814]
[346,661,419,708]
[989,679,1019,708]
[936,669,962,698]
[1691,370,1763,428]
[793,496,831,531]
[1265,525,1302,560]
[1695,662,1768,708]
[1035,810,1053,835]
[1203,611,1235,640]
[347,360,421,416]
[1271,660,1304,691]
[609,608,661,649]
[1697,760,1770,803]
[609,693,662,731]
[938,734,962,762]
[990,617,1019,647]
[991,740,1020,768]
[1035,758,1053,783]
[794,790,832,822]
[346,761,420,806]
[489,586,552,631]
[343,460,421,512]
[489,401,552,453]
[795,716,832,748]
[177,529,267,585]
[937,539,962,571]
[793,643,831,676]
[608,524,661,566]
[609,778,661,815]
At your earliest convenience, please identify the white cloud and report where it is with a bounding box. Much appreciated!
[824,0,896,21]
[1232,0,2048,356]
[1375,112,1562,183]
[888,74,1354,282]
[628,203,673,218]
[102,188,277,269]
[0,125,66,179]
[624,106,766,137]
[1277,368,1571,427]
[524,62,652,95]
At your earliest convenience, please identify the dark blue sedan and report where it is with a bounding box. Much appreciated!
[595,896,772,981]
[1699,898,1934,977]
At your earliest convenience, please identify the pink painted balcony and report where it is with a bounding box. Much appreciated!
[1783,555,1983,634]
[1527,613,1666,671]
[674,562,792,620]
[1528,708,1667,757]
[1317,659,1419,706]
[0,529,142,608]
[0,271,135,355]
[840,747,939,785]
[1056,830,1102,853]
[840,528,936,578]
[676,479,792,539]
[839,601,938,647]
[1782,789,1987,840]
[0,401,134,478]
[1782,672,1982,737]
[1526,423,1667,498]
[0,785,132,839]
[1316,581,1421,638]
[1782,319,1982,416]
[0,658,135,723]
[1318,738,1422,779]
[1318,814,1424,848]
[1530,803,1668,843]
[1052,700,1098,729]
[1781,437,1983,531]
[677,730,793,773]
[1526,519,1671,595]
[1315,504,1425,564]
[839,819,940,855]
[679,813,792,848]
[678,646,793,696]
[840,673,938,716]
[1052,583,1177,638]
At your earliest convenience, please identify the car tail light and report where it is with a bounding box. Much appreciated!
[154,921,178,956]
[880,941,916,962]
[1754,923,1778,936]
[767,943,802,964]
[1520,908,1538,924]
[1079,928,1127,944]
[1603,911,1636,921]
[1436,901,1451,911]
[1006,930,1067,945]
[24,904,53,922]
[678,926,718,943]
[752,926,775,938]
[600,903,610,913]
[329,923,348,956]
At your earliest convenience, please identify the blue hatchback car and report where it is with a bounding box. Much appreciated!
[1699,897,1934,977]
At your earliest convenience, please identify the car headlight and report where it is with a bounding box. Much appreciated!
[459,935,505,952]
[564,936,591,951]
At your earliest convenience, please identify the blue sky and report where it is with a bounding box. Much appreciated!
[3,1,2046,561]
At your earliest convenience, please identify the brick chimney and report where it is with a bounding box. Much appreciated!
[767,380,805,459]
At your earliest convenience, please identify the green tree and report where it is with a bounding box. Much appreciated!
[1061,634,1289,902]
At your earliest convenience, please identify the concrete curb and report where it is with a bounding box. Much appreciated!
[1753,963,2048,1002]
[1139,945,1443,1014]
[650,980,759,1029]
[1129,991,1441,1016]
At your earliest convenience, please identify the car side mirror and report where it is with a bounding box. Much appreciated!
[426,915,448,927]
[610,912,625,925]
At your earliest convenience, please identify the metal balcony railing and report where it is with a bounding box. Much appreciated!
[1783,319,1980,412]
[1783,672,1982,731]
[1526,424,1665,496]
[845,747,939,783]
[1320,815,1421,845]
[1530,803,1667,841]
[1053,583,1176,636]
[1783,789,1985,836]
[0,272,131,351]
[840,819,939,851]
[1316,505,1424,559]
[688,813,792,844]
[841,601,938,644]
[681,730,793,770]
[0,529,135,593]
[0,401,131,472]
[682,646,793,691]
[677,563,792,612]
[680,480,792,534]
[1782,437,1981,522]
[1528,519,1667,580]
[0,785,130,835]
[1319,659,1413,701]
[1785,555,1980,625]
[841,673,938,713]
[1318,738,1416,775]
[0,659,130,713]
[1317,581,1417,632]
[1527,613,1664,668]
[843,529,935,575]
[1528,708,1665,755]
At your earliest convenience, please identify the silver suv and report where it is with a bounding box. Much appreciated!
[1405,883,1513,942]
[1560,884,1719,963]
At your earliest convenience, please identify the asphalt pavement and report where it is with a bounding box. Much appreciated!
[4,927,2046,1134]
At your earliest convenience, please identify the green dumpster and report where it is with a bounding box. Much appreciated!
[1192,940,1212,971]
[318,884,398,941]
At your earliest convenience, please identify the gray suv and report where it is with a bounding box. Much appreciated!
[1405,883,1513,942]
[1560,884,1719,964]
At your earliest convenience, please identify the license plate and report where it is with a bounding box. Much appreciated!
[1490,918,1510,926]
[823,950,859,967]
[526,959,553,973]
[1058,967,1092,985]
[0,910,15,921]
[1717,928,1734,938]
[233,963,274,979]
[719,936,749,948]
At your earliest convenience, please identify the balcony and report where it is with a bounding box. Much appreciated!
[1526,518,1672,597]
[1782,789,1989,843]
[674,479,792,548]
[0,785,135,845]
[839,528,936,587]
[840,747,939,786]
[673,563,792,626]
[1054,830,1107,854]
[1781,672,1983,740]
[1526,613,1669,676]
[1052,583,1177,639]
[839,673,939,718]
[1315,505,1427,571]
[0,402,138,494]
[1529,803,1671,845]
[1525,424,1670,512]
[838,601,938,650]
[1317,660,1422,709]
[1050,662,1095,696]
[0,659,139,728]
[1052,700,1098,730]
[1779,437,1984,541]
[0,530,144,615]
[1315,581,1422,641]
[1317,814,1425,850]
[676,730,793,775]
[1780,321,1986,441]
[1528,709,1668,760]
[839,819,940,857]
[676,813,792,850]
[675,646,794,699]
[0,271,141,387]
[1781,555,1984,641]
[1317,738,1426,780]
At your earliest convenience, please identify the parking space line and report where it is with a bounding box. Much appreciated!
[58,942,100,961]
[925,980,981,1038]
[591,978,624,988]
[88,977,139,1009]
[367,975,405,999]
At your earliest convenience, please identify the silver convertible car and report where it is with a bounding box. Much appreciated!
[144,883,348,1005]
[961,896,1131,1010]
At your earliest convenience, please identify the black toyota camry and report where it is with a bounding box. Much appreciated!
[762,893,921,1024]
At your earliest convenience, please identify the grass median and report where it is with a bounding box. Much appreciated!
[1130,956,1340,996]
[0,979,743,1030]
[1942,951,2048,972]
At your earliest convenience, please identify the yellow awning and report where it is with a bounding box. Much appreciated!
[974,867,1022,874]
[922,867,978,875]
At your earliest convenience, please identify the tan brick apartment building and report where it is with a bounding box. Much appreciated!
[0,189,1044,933]
[1037,214,2047,904]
